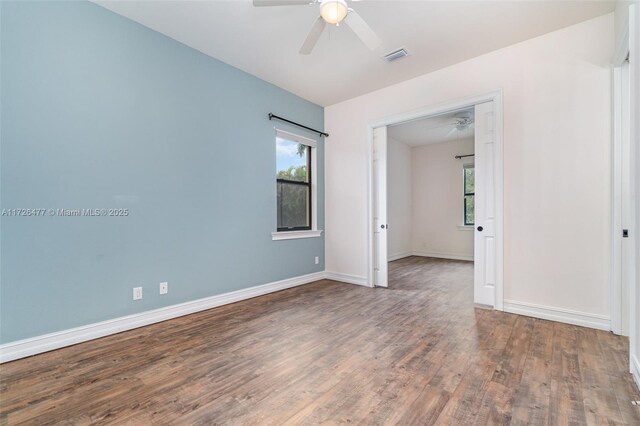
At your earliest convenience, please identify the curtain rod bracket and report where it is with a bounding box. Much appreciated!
[269,113,329,138]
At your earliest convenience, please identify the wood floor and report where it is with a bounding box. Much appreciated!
[1,256,639,425]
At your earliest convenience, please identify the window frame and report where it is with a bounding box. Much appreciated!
[463,163,475,227]
[276,143,311,232]
[272,129,322,240]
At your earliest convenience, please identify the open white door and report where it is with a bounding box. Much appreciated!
[373,126,388,287]
[621,58,633,336]
[474,101,496,306]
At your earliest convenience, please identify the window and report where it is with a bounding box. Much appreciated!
[275,129,317,234]
[463,164,475,226]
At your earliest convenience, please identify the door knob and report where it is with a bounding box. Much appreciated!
[477,226,483,232]
[381,224,386,229]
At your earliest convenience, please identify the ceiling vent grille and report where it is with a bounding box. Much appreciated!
[384,48,409,62]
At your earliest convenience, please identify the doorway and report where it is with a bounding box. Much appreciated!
[367,92,504,309]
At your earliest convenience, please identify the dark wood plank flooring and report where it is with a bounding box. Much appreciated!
[1,256,639,424]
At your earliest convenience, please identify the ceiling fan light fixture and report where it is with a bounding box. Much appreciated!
[320,0,348,25]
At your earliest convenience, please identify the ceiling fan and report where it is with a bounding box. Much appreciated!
[406,111,474,138]
[452,112,474,131]
[414,112,474,131]
[446,112,475,138]
[253,0,382,55]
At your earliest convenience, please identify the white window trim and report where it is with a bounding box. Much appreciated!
[272,128,322,240]
[272,230,323,241]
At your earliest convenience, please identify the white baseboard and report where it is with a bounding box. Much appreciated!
[3,271,615,363]
[0,271,325,363]
[632,354,640,391]
[324,271,371,287]
[503,299,610,331]
[412,251,474,262]
[388,252,411,262]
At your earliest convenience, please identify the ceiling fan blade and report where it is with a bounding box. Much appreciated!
[427,122,459,130]
[343,9,382,51]
[299,16,326,55]
[253,0,312,6]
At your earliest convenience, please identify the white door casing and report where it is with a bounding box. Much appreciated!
[367,90,503,307]
[373,126,388,287]
[474,101,497,307]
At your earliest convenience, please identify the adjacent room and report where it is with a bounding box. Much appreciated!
[1,0,640,424]
[385,109,476,299]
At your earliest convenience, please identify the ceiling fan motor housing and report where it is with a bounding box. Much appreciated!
[454,111,474,129]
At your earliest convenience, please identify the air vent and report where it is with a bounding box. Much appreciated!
[383,48,409,62]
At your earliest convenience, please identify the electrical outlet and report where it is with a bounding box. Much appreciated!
[315,256,319,265]
[160,282,168,295]
[133,286,142,300]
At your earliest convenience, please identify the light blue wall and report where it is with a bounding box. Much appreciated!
[0,1,325,344]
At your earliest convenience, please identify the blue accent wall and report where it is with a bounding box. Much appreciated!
[0,1,324,343]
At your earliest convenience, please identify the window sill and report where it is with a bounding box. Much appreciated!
[272,230,323,241]
[458,225,474,231]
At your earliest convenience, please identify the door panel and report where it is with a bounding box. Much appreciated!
[621,59,633,336]
[474,101,496,306]
[373,126,388,288]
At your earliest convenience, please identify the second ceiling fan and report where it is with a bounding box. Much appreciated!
[253,0,382,54]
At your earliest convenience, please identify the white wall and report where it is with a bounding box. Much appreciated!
[325,14,613,318]
[387,138,412,260]
[411,138,474,260]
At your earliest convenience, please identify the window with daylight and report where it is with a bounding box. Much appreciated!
[463,164,475,226]
[276,130,315,232]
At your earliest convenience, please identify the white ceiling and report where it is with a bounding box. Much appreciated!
[388,108,474,146]
[95,0,616,106]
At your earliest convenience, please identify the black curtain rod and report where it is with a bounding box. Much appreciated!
[269,113,329,138]
[455,154,475,159]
